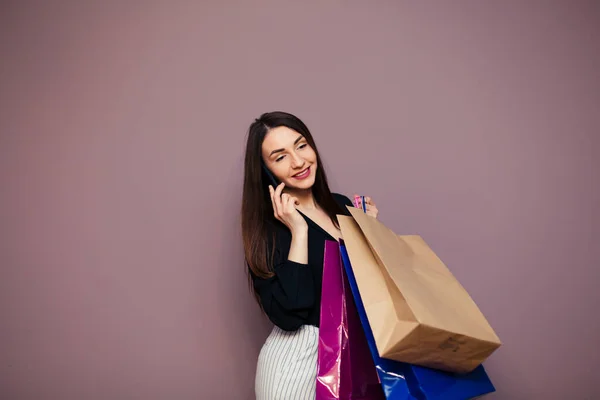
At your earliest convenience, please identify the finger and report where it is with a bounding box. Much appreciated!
[285,195,298,215]
[365,196,375,205]
[287,196,299,212]
[365,204,379,217]
[281,193,298,205]
[274,183,285,209]
[282,193,294,214]
[275,182,285,197]
[269,185,280,217]
[275,183,285,209]
[281,194,292,214]
[272,187,283,218]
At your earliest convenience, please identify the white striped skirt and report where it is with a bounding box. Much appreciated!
[255,324,319,400]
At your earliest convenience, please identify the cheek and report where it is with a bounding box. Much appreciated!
[271,163,288,179]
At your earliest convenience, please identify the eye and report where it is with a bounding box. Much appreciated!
[298,143,307,150]
[275,155,285,162]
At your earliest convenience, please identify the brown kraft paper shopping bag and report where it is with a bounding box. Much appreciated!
[337,207,501,374]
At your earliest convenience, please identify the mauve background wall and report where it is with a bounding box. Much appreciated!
[1,1,598,399]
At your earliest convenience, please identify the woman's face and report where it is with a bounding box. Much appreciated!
[261,126,317,190]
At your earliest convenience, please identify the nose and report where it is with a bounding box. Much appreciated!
[290,152,305,169]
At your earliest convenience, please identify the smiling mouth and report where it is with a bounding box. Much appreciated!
[292,167,311,179]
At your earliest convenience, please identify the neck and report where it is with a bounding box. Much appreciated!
[284,187,316,209]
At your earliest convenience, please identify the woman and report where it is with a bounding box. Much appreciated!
[241,111,378,399]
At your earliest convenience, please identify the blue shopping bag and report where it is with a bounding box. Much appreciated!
[339,241,496,400]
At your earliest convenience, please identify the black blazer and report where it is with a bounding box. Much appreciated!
[249,193,354,331]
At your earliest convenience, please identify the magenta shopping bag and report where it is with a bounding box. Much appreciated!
[316,240,385,400]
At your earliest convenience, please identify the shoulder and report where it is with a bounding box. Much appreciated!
[332,192,353,208]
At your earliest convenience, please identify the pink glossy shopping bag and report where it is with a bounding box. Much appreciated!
[316,240,385,400]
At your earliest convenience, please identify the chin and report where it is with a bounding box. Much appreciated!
[284,179,314,191]
[286,174,316,191]
[295,179,316,190]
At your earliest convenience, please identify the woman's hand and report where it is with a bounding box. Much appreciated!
[355,194,379,219]
[270,183,308,234]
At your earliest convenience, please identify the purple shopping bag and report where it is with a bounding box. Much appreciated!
[316,240,385,400]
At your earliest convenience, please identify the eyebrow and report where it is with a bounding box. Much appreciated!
[269,135,304,157]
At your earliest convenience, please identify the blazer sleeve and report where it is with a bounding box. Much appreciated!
[333,192,354,212]
[250,229,316,331]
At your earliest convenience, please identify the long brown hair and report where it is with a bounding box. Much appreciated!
[241,111,345,285]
